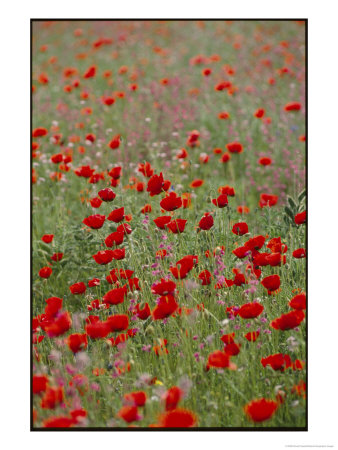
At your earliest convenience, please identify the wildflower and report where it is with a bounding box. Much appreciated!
[270,310,305,330]
[158,409,197,427]
[244,398,278,422]
[39,266,52,278]
[69,282,86,295]
[83,214,105,229]
[98,188,116,202]
[199,213,214,230]
[294,211,306,226]
[238,302,264,319]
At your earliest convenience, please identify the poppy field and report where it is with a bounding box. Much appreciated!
[32,20,306,429]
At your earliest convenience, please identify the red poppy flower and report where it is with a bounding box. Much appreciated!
[238,302,264,319]
[51,153,64,164]
[212,194,228,208]
[111,248,125,260]
[166,219,187,234]
[295,211,306,225]
[69,282,86,295]
[98,188,116,202]
[39,266,52,278]
[215,81,231,91]
[51,252,63,262]
[190,179,204,188]
[159,409,197,428]
[233,246,250,259]
[67,333,88,353]
[176,148,188,159]
[124,391,147,407]
[141,204,152,214]
[202,67,212,76]
[89,197,102,208]
[102,95,115,106]
[75,165,95,178]
[267,237,288,254]
[254,108,265,118]
[270,310,305,330]
[85,133,96,143]
[151,279,176,295]
[92,250,114,265]
[152,294,179,320]
[117,406,140,423]
[259,193,278,208]
[284,102,301,111]
[220,333,235,345]
[261,353,292,371]
[138,162,154,177]
[233,269,246,286]
[45,312,72,337]
[232,222,248,235]
[33,127,48,138]
[107,207,124,223]
[187,129,200,145]
[33,375,49,394]
[165,386,183,411]
[220,152,231,163]
[83,214,105,229]
[103,286,127,305]
[147,172,164,196]
[218,185,236,196]
[289,293,306,310]
[160,192,182,211]
[154,216,172,229]
[109,268,134,283]
[135,302,151,320]
[261,275,280,293]
[262,252,282,267]
[43,416,75,428]
[245,235,266,251]
[244,331,260,342]
[259,157,272,166]
[169,266,189,280]
[106,314,129,332]
[244,398,278,422]
[44,297,63,318]
[89,173,104,184]
[224,342,241,356]
[83,65,96,78]
[176,255,198,274]
[109,134,121,150]
[198,269,212,285]
[41,386,64,409]
[218,111,230,120]
[87,279,100,289]
[105,231,124,247]
[109,166,122,179]
[226,142,243,154]
[85,321,110,339]
[117,223,132,234]
[199,213,214,230]
[207,350,235,370]
[293,248,306,258]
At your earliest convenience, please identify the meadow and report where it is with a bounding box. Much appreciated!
[32,20,306,429]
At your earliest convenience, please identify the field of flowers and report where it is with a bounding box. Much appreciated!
[32,20,306,429]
